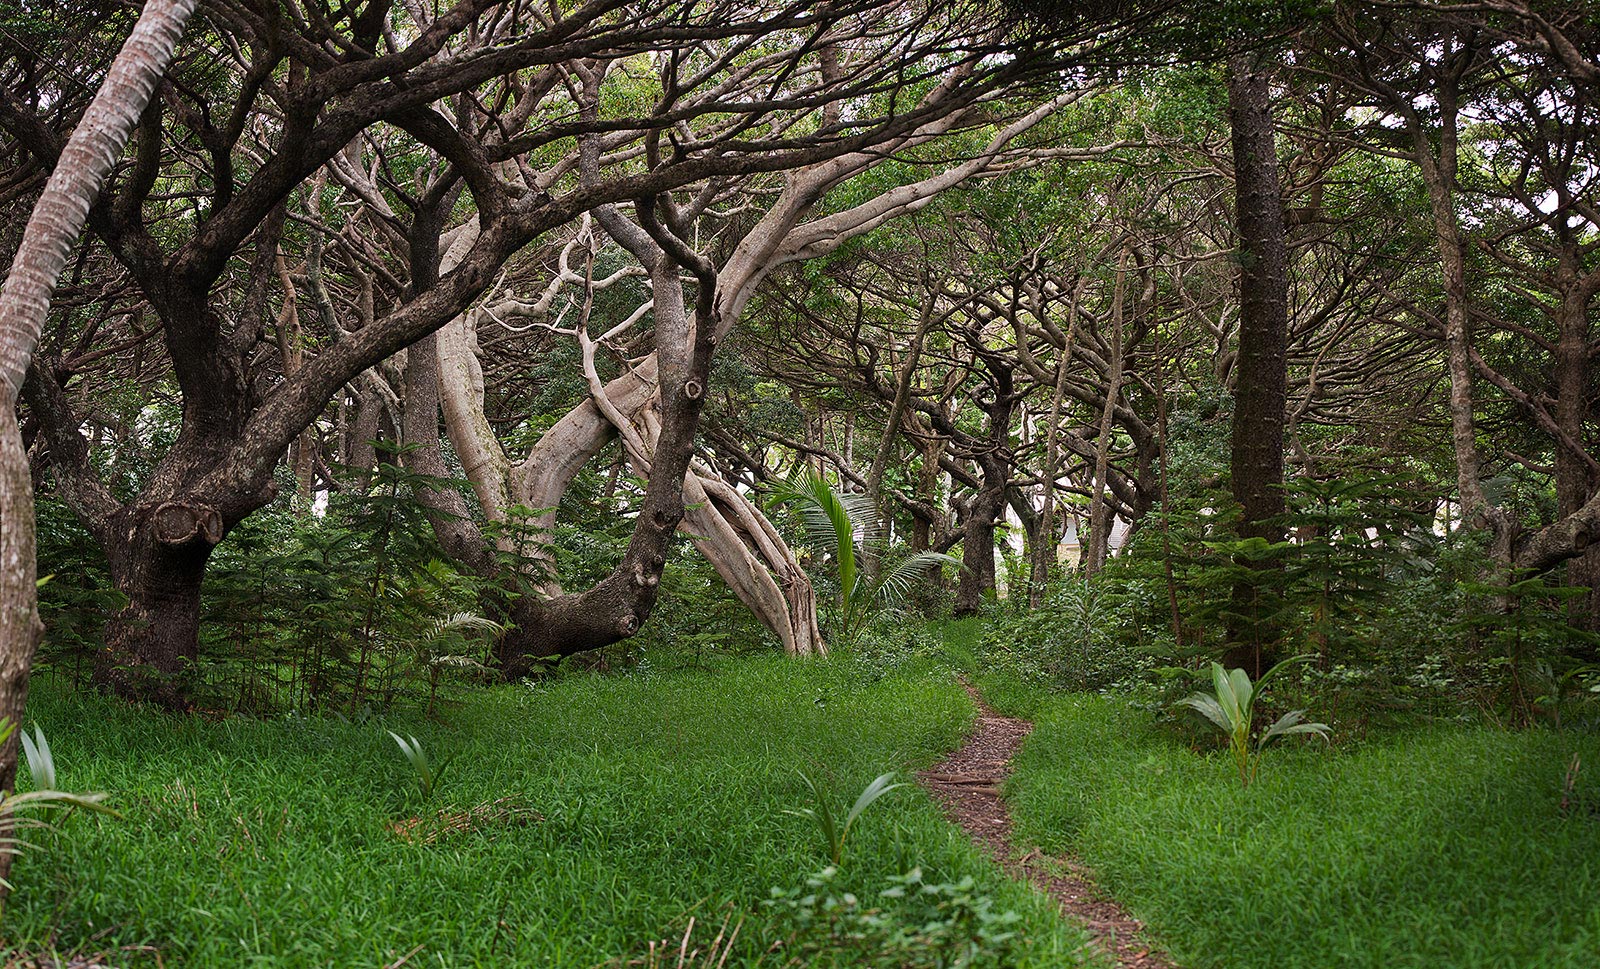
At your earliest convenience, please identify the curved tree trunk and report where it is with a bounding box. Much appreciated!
[437,81,1075,662]
[0,0,197,892]
[684,472,825,656]
[954,368,1015,616]
[499,240,716,672]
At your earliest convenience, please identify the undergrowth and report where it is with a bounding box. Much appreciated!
[980,676,1600,969]
[2,657,1096,967]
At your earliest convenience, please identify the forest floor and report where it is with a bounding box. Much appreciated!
[918,680,1174,969]
[978,672,1600,969]
[5,632,1600,968]
[1,655,1099,968]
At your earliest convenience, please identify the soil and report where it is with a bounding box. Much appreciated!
[917,682,1176,969]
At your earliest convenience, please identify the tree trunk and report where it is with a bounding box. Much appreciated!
[1086,251,1128,577]
[498,247,716,674]
[1223,55,1290,677]
[342,383,383,485]
[97,502,221,707]
[1029,288,1079,607]
[0,0,196,892]
[400,330,499,577]
[1552,247,1600,628]
[0,408,44,891]
[955,369,1014,616]
[1421,91,1493,530]
[864,301,934,571]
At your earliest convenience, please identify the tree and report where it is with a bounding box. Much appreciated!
[0,0,197,887]
[1223,51,1292,675]
[10,0,1090,701]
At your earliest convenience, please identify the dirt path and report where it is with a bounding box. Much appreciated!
[917,681,1175,969]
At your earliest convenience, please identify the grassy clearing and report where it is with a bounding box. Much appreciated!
[3,657,1095,967]
[979,676,1600,969]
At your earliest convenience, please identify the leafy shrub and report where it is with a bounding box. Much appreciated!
[845,620,947,680]
[1178,658,1331,787]
[766,866,1024,968]
[980,578,1163,694]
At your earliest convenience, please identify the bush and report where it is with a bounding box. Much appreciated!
[979,578,1165,694]
[767,866,1025,968]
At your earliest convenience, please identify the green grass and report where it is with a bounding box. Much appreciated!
[980,675,1600,969]
[3,658,1095,967]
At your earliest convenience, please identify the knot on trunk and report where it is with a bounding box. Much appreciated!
[683,379,704,400]
[615,613,638,636]
[150,501,224,547]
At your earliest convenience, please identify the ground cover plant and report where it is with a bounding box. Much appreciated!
[979,677,1600,969]
[1,658,1098,967]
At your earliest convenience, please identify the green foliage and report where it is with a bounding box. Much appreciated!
[766,865,1024,969]
[772,471,958,646]
[19,724,56,792]
[0,719,120,893]
[626,547,778,672]
[785,771,906,867]
[6,659,1092,966]
[982,471,1600,731]
[1445,572,1600,725]
[981,579,1158,693]
[35,447,510,715]
[993,686,1600,969]
[842,621,950,682]
[386,730,446,800]
[1178,658,1330,787]
[33,499,124,684]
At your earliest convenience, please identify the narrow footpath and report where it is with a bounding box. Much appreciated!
[917,681,1175,969]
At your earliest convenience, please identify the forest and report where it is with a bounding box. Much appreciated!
[1,0,1599,965]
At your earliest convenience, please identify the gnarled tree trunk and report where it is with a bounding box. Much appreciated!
[98,500,223,706]
[954,366,1015,616]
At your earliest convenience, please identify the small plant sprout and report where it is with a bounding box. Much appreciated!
[1180,656,1331,788]
[387,731,445,799]
[20,724,55,791]
[0,719,119,889]
[785,770,905,866]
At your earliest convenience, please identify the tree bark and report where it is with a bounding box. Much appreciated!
[864,300,935,575]
[499,232,717,673]
[97,500,221,706]
[954,365,1014,616]
[1224,55,1290,677]
[1550,242,1600,626]
[1086,251,1128,577]
[1028,283,1080,607]
[0,0,196,890]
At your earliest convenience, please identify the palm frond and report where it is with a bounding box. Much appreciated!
[1178,693,1235,733]
[1260,710,1331,747]
[773,471,860,607]
[871,552,961,606]
[419,612,507,645]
